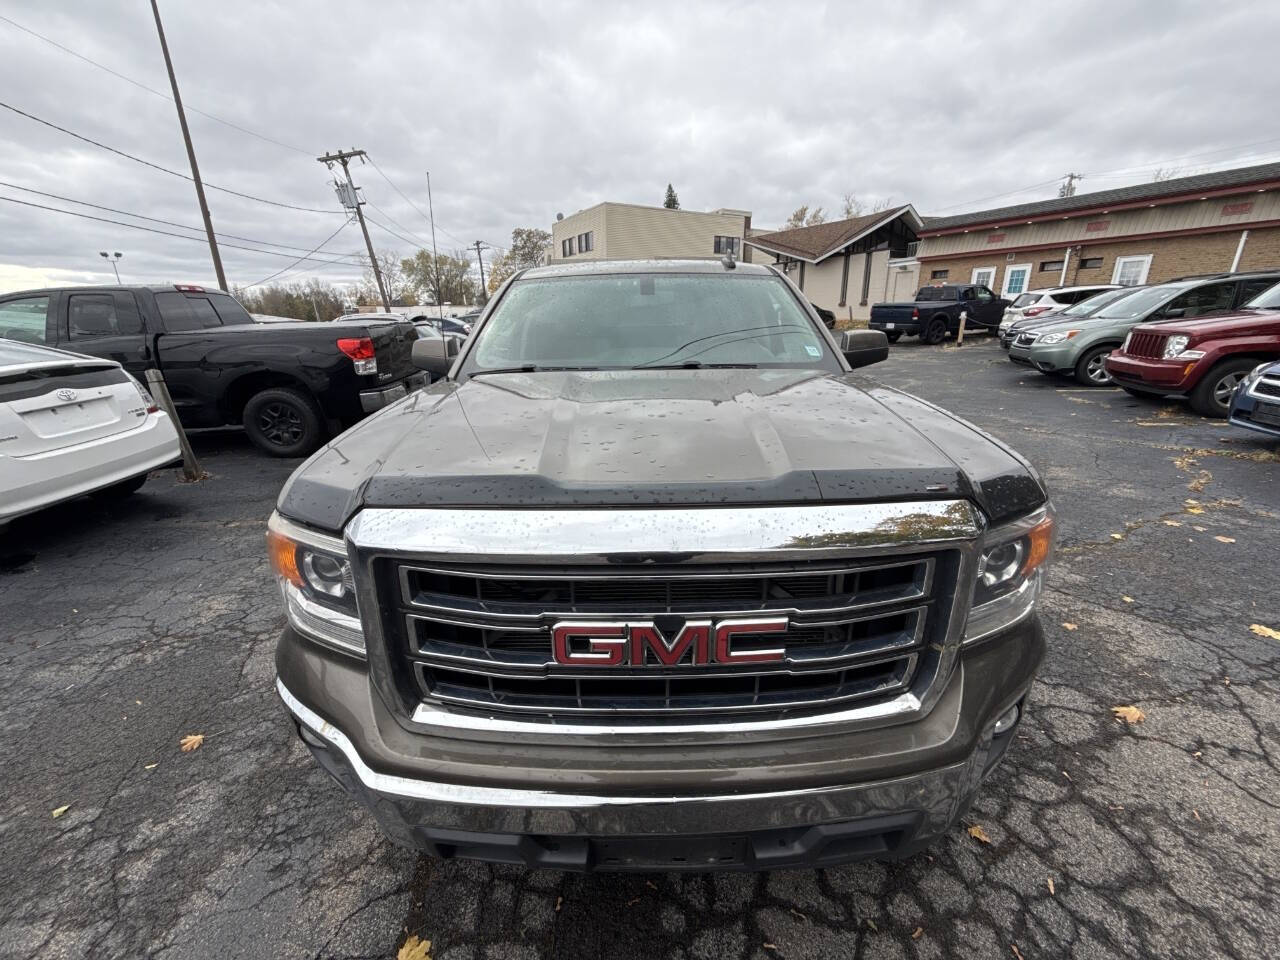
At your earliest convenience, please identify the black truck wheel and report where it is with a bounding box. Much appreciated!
[923,317,948,345]
[1189,358,1257,418]
[243,387,326,457]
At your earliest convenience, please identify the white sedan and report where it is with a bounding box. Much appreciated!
[0,339,180,524]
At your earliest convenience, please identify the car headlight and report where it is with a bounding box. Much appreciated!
[1038,331,1076,344]
[267,513,365,657]
[965,507,1055,644]
[1162,335,1189,359]
[1241,362,1271,389]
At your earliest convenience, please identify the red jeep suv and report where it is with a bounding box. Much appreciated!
[1104,273,1280,417]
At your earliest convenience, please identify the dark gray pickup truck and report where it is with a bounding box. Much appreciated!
[870,284,1010,344]
[269,260,1054,871]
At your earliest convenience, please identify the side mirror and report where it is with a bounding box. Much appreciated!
[412,337,456,378]
[1161,307,1186,319]
[840,329,890,369]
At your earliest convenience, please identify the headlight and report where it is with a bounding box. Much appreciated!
[1162,335,1189,358]
[1038,331,1075,344]
[965,508,1055,644]
[1241,362,1271,389]
[267,513,365,657]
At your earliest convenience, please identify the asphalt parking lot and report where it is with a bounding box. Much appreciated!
[2,335,1277,960]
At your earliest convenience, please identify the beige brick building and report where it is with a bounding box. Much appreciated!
[916,162,1280,297]
[550,202,753,263]
[743,207,924,321]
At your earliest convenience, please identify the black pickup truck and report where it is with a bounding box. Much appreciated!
[0,284,423,456]
[870,284,1010,345]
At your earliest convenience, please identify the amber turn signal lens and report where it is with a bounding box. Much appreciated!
[267,529,303,586]
[1020,516,1054,576]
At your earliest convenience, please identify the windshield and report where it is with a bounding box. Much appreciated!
[1012,293,1041,308]
[1094,284,1188,320]
[1244,281,1280,310]
[1061,286,1142,317]
[465,273,837,373]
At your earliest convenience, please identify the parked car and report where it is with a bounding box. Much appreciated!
[0,339,179,525]
[269,258,1054,871]
[0,285,425,456]
[1228,359,1280,439]
[411,313,474,337]
[1000,285,1120,328]
[870,284,1009,344]
[1011,272,1280,387]
[998,286,1129,348]
[1105,276,1280,415]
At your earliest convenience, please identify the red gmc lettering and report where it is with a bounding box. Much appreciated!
[629,620,711,665]
[714,618,787,664]
[551,623,626,666]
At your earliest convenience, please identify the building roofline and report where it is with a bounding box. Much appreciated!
[555,201,752,223]
[745,205,922,264]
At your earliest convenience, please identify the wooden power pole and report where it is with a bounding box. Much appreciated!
[472,240,489,303]
[150,0,227,290]
[318,148,391,312]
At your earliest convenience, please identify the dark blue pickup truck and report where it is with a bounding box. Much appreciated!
[870,284,1010,344]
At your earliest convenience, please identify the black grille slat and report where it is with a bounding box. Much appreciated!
[387,554,951,722]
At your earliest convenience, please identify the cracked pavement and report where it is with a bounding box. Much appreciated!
[1,335,1277,959]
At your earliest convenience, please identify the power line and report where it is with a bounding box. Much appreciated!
[245,218,355,287]
[364,200,430,246]
[0,12,312,156]
[0,179,365,259]
[0,194,361,268]
[0,100,341,214]
[364,212,430,249]
[367,157,495,250]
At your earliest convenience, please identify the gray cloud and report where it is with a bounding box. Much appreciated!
[1,0,1278,292]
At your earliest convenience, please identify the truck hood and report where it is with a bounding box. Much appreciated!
[277,369,1046,530]
[1132,308,1280,338]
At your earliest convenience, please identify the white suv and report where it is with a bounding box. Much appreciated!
[1001,284,1120,329]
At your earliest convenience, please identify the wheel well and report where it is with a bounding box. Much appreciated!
[221,371,314,423]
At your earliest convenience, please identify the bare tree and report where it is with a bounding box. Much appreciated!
[356,249,416,306]
[785,205,826,229]
[841,193,895,219]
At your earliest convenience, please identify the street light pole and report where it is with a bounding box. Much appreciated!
[99,251,123,283]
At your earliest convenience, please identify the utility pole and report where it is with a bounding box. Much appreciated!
[1058,172,1083,198]
[426,171,444,320]
[318,148,390,312]
[471,240,489,304]
[149,0,226,290]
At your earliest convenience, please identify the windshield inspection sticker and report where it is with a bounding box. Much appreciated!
[805,344,821,357]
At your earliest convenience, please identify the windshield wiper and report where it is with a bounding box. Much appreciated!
[640,361,760,369]
[470,365,609,376]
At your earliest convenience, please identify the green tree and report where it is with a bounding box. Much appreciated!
[508,227,552,269]
[664,184,680,209]
[402,249,477,306]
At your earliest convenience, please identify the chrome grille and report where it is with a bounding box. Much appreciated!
[382,555,957,720]
[1126,331,1166,359]
[1252,376,1280,399]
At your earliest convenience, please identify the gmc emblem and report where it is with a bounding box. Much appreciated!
[551,618,787,667]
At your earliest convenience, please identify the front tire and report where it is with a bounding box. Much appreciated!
[1074,344,1116,387]
[1189,358,1257,418]
[923,317,948,345]
[243,387,325,457]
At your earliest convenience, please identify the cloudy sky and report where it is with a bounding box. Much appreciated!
[1,0,1277,294]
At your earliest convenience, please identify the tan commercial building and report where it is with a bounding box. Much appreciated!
[745,207,924,322]
[550,202,753,263]
[916,162,1280,297]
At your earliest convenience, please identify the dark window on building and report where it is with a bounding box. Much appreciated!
[713,236,740,256]
[1079,257,1104,269]
[567,236,576,256]
[68,293,142,338]
[930,269,948,280]
[562,237,578,257]
[1039,260,1064,272]
[577,231,593,253]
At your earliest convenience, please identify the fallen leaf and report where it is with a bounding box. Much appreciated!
[866,918,878,931]
[554,896,563,913]
[1223,677,1230,686]
[51,804,70,819]
[967,824,991,844]
[1047,877,1055,895]
[1214,535,1236,544]
[144,763,158,770]
[1193,751,1202,758]
[397,935,431,960]
[1062,770,1072,781]
[790,908,807,922]
[763,944,778,952]
[1192,525,1207,532]
[1186,507,1204,515]
[625,897,641,907]
[135,700,142,705]
[179,734,204,753]
[645,880,658,891]
[1112,705,1145,725]
[1249,624,1280,641]
[912,927,924,940]
[1162,520,1182,527]
[1012,946,1026,960]
[1122,596,1134,603]
[1061,622,1078,631]
[1109,533,1124,540]
[1193,809,1201,822]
